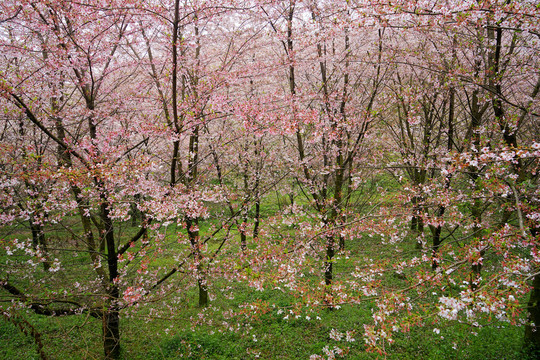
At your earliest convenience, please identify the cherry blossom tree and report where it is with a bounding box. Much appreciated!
[342,0,540,356]
[1,1,540,359]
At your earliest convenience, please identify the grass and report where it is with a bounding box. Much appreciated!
[0,179,534,359]
[1,301,527,359]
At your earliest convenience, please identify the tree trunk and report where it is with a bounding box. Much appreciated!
[253,200,260,240]
[411,195,424,249]
[431,224,442,270]
[253,142,262,240]
[103,303,120,360]
[431,175,451,270]
[101,192,120,359]
[324,234,335,287]
[324,232,335,308]
[240,230,247,252]
[525,274,540,356]
[29,219,50,270]
[525,224,540,355]
[186,217,208,307]
[240,159,249,251]
[470,197,483,290]
[198,279,209,308]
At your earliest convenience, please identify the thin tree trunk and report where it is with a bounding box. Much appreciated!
[253,140,262,240]
[470,198,483,290]
[467,52,487,288]
[253,200,260,240]
[186,217,208,307]
[411,194,424,249]
[29,219,50,270]
[240,153,249,251]
[324,234,335,287]
[432,90,454,270]
[525,225,540,354]
[101,195,120,359]
[525,273,540,355]
[103,304,120,360]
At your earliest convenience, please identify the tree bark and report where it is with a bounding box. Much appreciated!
[103,303,120,360]
[101,190,120,359]
[29,219,50,271]
[324,235,335,287]
[525,273,540,356]
[186,217,208,307]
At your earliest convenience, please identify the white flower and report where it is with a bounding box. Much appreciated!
[433,328,440,334]
[329,328,343,341]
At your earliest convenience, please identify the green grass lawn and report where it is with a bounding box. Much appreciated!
[0,181,534,359]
